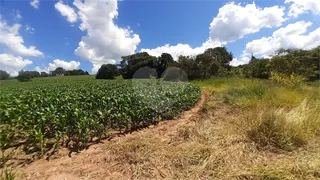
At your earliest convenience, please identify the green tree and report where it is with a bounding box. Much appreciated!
[65,69,88,76]
[244,57,270,79]
[29,71,40,78]
[156,53,174,78]
[204,47,233,69]
[0,70,10,80]
[40,72,49,77]
[177,56,198,79]
[17,71,32,82]
[230,65,245,77]
[52,67,66,76]
[195,53,213,78]
[270,48,319,80]
[121,52,157,79]
[96,64,119,79]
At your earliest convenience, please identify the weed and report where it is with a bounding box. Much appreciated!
[0,167,16,180]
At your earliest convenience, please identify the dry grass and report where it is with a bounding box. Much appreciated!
[104,100,320,179]
[243,100,320,151]
[101,78,320,179]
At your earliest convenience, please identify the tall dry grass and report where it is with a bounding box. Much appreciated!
[244,100,320,151]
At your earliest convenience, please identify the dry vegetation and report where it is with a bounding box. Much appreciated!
[1,78,320,180]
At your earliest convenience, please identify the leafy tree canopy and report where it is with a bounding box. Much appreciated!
[96,64,119,79]
[0,70,10,80]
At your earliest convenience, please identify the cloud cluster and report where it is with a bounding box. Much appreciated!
[0,17,43,75]
[140,2,286,61]
[54,0,140,73]
[0,18,43,57]
[285,0,320,17]
[0,54,33,76]
[141,40,220,60]
[232,21,320,66]
[0,7,80,76]
[209,2,285,44]
[35,59,81,73]
[71,0,141,73]
[54,1,78,23]
[245,21,320,57]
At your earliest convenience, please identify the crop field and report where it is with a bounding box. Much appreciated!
[1,76,320,179]
[0,76,201,159]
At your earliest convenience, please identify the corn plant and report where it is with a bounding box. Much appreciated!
[0,79,201,156]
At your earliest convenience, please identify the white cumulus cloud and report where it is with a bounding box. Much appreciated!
[209,2,286,44]
[141,2,286,61]
[0,53,33,76]
[230,57,250,67]
[0,17,43,57]
[73,0,141,73]
[54,1,78,23]
[48,59,80,71]
[35,59,81,73]
[232,21,320,66]
[141,40,221,60]
[285,0,320,17]
[30,0,40,9]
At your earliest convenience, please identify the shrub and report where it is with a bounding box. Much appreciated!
[270,72,306,87]
[16,73,32,82]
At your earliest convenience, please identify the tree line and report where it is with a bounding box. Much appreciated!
[97,46,319,81]
[235,47,320,81]
[97,47,234,80]
[0,67,89,81]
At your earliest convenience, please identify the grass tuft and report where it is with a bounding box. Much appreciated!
[0,167,17,180]
[245,100,320,151]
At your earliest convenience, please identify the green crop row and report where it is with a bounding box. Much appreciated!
[0,78,200,159]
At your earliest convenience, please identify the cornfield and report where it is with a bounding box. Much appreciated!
[0,77,200,158]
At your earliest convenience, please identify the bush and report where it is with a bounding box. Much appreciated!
[270,72,305,87]
[96,64,119,79]
[244,58,270,79]
[16,73,32,82]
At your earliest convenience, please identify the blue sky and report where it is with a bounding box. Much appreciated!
[0,0,319,75]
